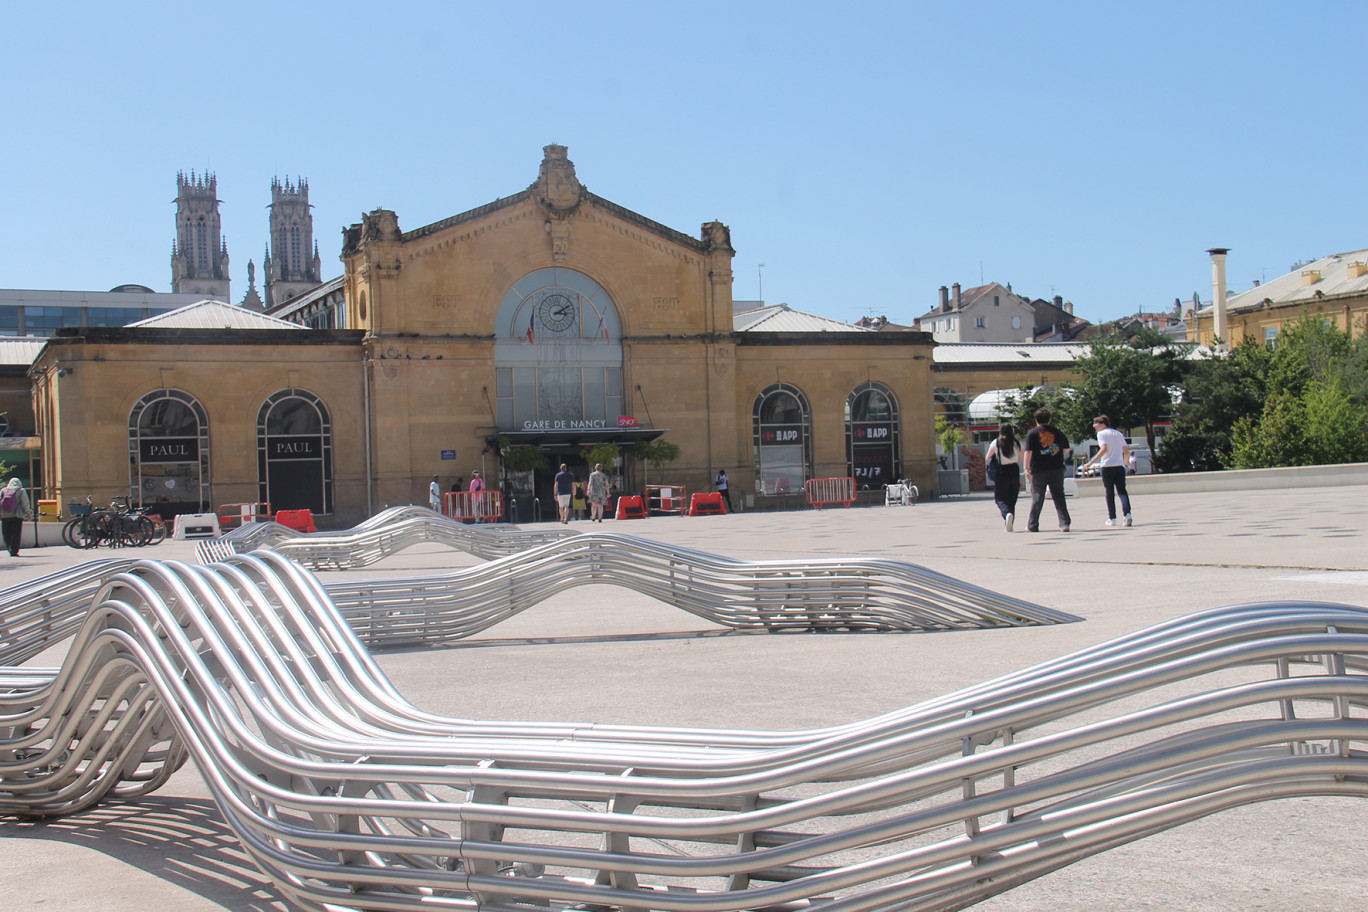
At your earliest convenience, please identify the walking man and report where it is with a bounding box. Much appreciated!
[429,474,442,514]
[1080,415,1133,527]
[1023,407,1072,533]
[0,478,31,557]
[554,463,575,524]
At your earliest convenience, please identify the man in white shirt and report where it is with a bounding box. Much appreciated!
[1080,415,1133,527]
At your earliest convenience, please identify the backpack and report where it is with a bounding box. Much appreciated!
[0,488,18,512]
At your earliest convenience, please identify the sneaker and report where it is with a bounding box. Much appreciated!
[1060,525,1070,532]
[1005,513,1014,532]
[1105,518,1115,527]
[1124,514,1133,527]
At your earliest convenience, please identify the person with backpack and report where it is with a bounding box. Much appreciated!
[985,423,1022,532]
[0,478,31,557]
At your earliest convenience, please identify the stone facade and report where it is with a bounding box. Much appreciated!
[1188,249,1368,346]
[32,146,940,523]
[170,172,230,300]
[264,177,322,310]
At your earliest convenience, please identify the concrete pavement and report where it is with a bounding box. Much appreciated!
[2,484,1366,911]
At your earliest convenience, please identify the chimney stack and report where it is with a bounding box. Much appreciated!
[952,283,962,309]
[939,285,950,312]
[1207,248,1230,349]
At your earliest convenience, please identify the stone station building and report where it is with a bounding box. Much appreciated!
[30,147,939,524]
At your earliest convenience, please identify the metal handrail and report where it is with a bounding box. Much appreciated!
[1,554,1366,911]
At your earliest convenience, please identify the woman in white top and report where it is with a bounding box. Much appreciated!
[986,423,1022,532]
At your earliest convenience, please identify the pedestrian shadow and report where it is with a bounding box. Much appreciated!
[0,796,290,910]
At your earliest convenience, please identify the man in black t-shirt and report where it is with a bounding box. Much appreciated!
[1023,407,1072,533]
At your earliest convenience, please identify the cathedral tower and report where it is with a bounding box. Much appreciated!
[170,171,231,300]
[264,176,322,309]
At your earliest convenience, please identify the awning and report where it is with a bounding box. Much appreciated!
[487,427,667,449]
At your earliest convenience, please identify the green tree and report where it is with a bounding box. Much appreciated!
[933,414,965,455]
[1157,339,1271,472]
[497,436,549,473]
[1266,314,1353,395]
[1069,329,1188,465]
[633,438,681,487]
[1229,380,1368,469]
[996,384,1080,441]
[583,442,620,474]
[1332,317,1368,409]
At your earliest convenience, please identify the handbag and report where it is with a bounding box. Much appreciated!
[986,454,999,485]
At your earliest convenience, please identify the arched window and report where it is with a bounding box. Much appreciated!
[258,389,333,515]
[129,389,210,511]
[752,383,811,495]
[492,268,624,429]
[846,382,901,488]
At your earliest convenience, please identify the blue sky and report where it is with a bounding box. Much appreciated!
[2,2,1363,327]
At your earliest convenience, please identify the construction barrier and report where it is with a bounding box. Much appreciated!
[274,509,317,533]
[173,512,222,540]
[645,484,687,516]
[688,491,727,516]
[443,490,503,523]
[805,477,857,510]
[219,502,272,530]
[614,494,647,520]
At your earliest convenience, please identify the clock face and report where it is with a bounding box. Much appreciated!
[538,293,577,332]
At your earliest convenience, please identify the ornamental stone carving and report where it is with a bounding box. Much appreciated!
[532,144,584,219]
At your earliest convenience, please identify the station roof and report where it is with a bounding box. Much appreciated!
[127,300,306,330]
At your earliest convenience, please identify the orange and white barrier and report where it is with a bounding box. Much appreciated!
[443,490,504,523]
[645,485,687,515]
[219,502,271,530]
[804,477,857,510]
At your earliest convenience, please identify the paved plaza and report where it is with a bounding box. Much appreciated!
[1,484,1366,911]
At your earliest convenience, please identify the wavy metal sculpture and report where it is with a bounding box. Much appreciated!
[0,532,1070,668]
[322,530,1076,643]
[195,506,576,566]
[3,551,1367,912]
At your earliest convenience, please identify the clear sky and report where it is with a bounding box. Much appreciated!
[2,2,1364,327]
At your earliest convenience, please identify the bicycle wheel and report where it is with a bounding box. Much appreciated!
[62,517,85,548]
[86,511,116,548]
[138,514,167,546]
[130,515,154,547]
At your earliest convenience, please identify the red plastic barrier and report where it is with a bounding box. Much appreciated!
[614,494,648,520]
[804,477,857,510]
[274,509,317,533]
[688,492,727,516]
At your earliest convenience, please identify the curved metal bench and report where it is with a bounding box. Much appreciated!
[1,551,1367,912]
[194,505,577,567]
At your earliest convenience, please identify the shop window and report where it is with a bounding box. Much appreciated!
[258,389,333,514]
[128,389,210,513]
[752,383,811,495]
[846,382,900,488]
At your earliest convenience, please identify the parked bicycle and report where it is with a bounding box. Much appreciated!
[63,497,168,549]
